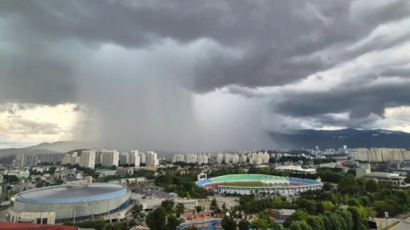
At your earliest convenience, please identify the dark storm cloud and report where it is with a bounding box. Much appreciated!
[3,0,407,96]
[1,0,410,150]
[273,76,410,128]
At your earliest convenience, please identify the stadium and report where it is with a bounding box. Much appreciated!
[196,174,322,196]
[9,183,131,224]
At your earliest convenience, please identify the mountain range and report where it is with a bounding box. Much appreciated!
[1,129,410,157]
[269,129,410,149]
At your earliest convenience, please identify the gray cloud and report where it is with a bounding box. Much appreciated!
[1,0,410,150]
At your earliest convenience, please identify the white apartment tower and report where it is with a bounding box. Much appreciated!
[101,150,119,167]
[172,154,185,163]
[129,150,140,167]
[140,152,147,164]
[216,153,224,164]
[197,154,209,164]
[79,150,96,169]
[119,153,129,165]
[146,151,159,167]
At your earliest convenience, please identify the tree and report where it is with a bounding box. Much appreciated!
[306,215,324,230]
[195,206,202,213]
[365,179,378,193]
[210,198,220,212]
[348,207,366,230]
[290,220,313,230]
[238,219,250,230]
[251,218,268,230]
[161,200,174,214]
[176,203,185,217]
[221,215,237,230]
[146,207,166,230]
[166,214,179,230]
[222,203,228,213]
[323,183,333,191]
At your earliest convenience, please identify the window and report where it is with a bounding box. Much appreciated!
[36,218,41,224]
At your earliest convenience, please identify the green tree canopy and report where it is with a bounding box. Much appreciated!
[146,207,166,230]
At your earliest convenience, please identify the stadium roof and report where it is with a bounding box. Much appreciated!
[209,174,286,182]
[15,183,126,204]
[0,223,77,230]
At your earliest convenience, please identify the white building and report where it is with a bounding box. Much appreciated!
[79,150,96,169]
[355,148,410,162]
[239,154,247,163]
[185,154,198,164]
[262,151,270,164]
[172,154,185,163]
[216,153,224,164]
[62,152,80,165]
[101,150,119,167]
[224,153,233,164]
[140,152,146,164]
[275,165,316,174]
[119,153,129,165]
[61,154,72,165]
[146,151,159,167]
[129,150,140,167]
[197,154,208,164]
[232,154,239,164]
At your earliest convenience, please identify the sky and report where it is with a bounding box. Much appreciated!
[1,0,410,151]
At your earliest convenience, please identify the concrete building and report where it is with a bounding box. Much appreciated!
[172,154,185,163]
[62,152,80,166]
[216,153,224,164]
[9,183,131,224]
[146,151,159,167]
[197,154,208,164]
[356,164,406,186]
[356,164,371,178]
[231,154,239,164]
[119,153,129,165]
[79,150,95,169]
[101,150,119,167]
[61,154,72,165]
[129,150,140,167]
[15,154,38,168]
[275,165,317,174]
[224,153,233,164]
[185,154,198,164]
[239,154,247,163]
[140,152,146,165]
[355,148,410,162]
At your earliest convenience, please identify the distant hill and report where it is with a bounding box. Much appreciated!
[28,141,94,153]
[0,141,94,157]
[270,129,410,149]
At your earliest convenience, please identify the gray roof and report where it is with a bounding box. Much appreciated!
[15,183,127,203]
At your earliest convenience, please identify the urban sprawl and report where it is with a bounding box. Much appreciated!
[1,146,410,229]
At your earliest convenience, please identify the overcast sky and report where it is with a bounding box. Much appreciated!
[1,0,410,151]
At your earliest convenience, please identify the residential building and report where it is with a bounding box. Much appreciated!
[119,153,129,165]
[101,150,119,167]
[172,154,185,163]
[146,151,159,167]
[79,150,95,169]
[129,150,140,167]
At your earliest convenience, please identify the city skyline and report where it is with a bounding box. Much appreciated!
[1,1,410,152]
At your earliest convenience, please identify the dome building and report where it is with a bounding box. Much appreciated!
[9,183,131,224]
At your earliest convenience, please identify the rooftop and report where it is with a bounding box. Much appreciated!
[15,183,126,203]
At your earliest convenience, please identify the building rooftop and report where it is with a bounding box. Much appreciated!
[15,183,126,204]
[0,223,77,230]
